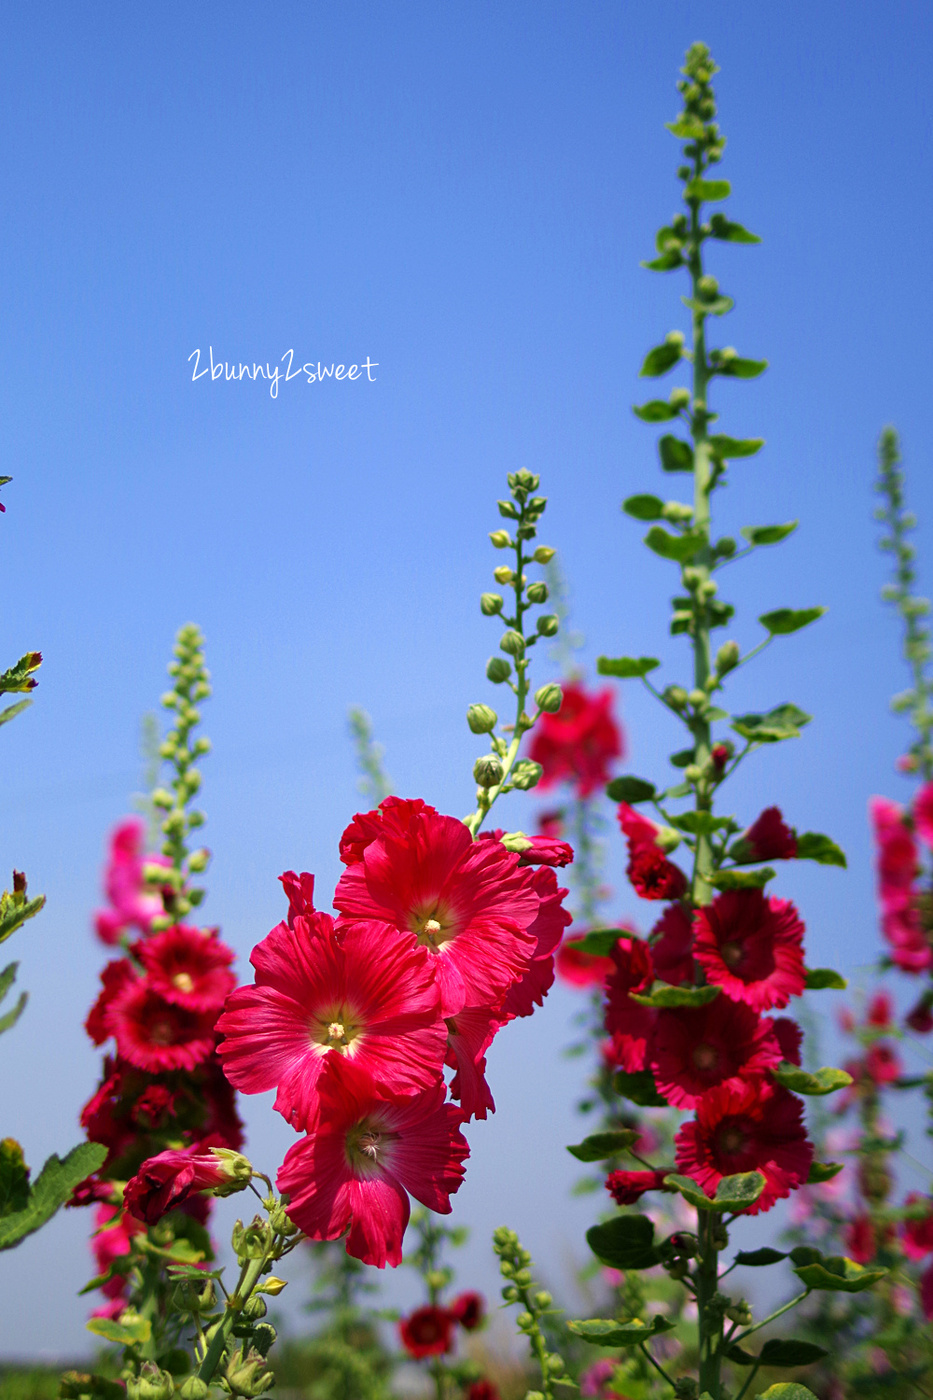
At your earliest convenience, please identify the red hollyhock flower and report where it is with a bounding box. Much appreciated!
[277,1078,469,1269]
[86,959,137,1045]
[604,937,655,1073]
[693,889,806,1012]
[279,869,316,923]
[338,796,431,866]
[108,979,218,1072]
[866,991,894,1027]
[399,1305,456,1358]
[527,682,623,798]
[618,805,688,902]
[902,1193,933,1260]
[93,818,167,946]
[870,797,918,909]
[137,925,236,1012]
[845,1215,878,1265]
[91,1203,144,1316]
[556,936,614,989]
[674,1078,813,1215]
[771,1017,803,1066]
[650,904,695,986]
[881,905,932,973]
[914,782,933,848]
[648,998,783,1109]
[864,1041,902,1084]
[496,864,571,1020]
[467,1382,500,1400]
[333,801,541,1017]
[732,807,797,863]
[451,1291,485,1330]
[444,1006,499,1120]
[217,910,446,1132]
[124,1147,251,1225]
[605,1169,669,1205]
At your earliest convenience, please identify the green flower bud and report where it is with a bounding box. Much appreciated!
[486,657,512,684]
[687,688,706,707]
[526,581,548,604]
[532,545,555,564]
[187,847,210,873]
[683,764,703,783]
[480,592,504,615]
[499,831,532,854]
[501,1284,520,1302]
[256,1275,289,1295]
[467,704,498,734]
[179,1380,210,1400]
[697,274,719,298]
[516,1311,534,1331]
[269,1203,300,1236]
[489,530,512,549]
[497,499,520,520]
[534,683,562,714]
[225,1346,274,1399]
[669,386,690,409]
[172,1276,216,1314]
[665,330,685,347]
[493,565,514,585]
[664,685,689,711]
[546,1355,565,1374]
[662,501,693,524]
[654,826,681,853]
[500,629,526,656]
[535,614,559,638]
[232,1215,274,1261]
[242,1293,268,1320]
[510,760,543,791]
[716,640,740,674]
[534,1290,552,1309]
[151,788,174,810]
[127,1364,174,1400]
[474,755,504,789]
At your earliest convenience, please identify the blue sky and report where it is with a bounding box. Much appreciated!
[2,0,932,1358]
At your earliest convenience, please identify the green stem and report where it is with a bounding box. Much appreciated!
[196,1254,267,1384]
[732,1289,810,1345]
[733,1360,763,1400]
[694,1214,723,1398]
[638,1341,678,1392]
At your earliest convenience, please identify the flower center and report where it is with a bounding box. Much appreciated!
[172,972,195,993]
[721,941,743,968]
[327,1021,347,1046]
[719,1125,747,1155]
[150,1019,175,1046]
[357,1131,381,1161]
[692,1042,718,1072]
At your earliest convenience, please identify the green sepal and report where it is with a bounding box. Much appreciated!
[573,929,629,956]
[0,1141,107,1250]
[86,1314,153,1346]
[742,522,797,546]
[708,215,761,243]
[708,435,764,459]
[0,652,42,694]
[729,1340,827,1368]
[709,868,775,890]
[759,607,826,637]
[0,699,32,728]
[569,1316,674,1347]
[633,400,680,423]
[733,1247,788,1267]
[772,1064,853,1096]
[683,294,734,317]
[685,178,731,202]
[640,343,683,377]
[796,833,847,868]
[597,656,660,679]
[789,1247,887,1293]
[586,1214,660,1270]
[664,1171,765,1213]
[807,1161,844,1184]
[623,494,665,521]
[670,811,734,836]
[613,1070,668,1107]
[666,115,706,139]
[567,1130,638,1163]
[716,357,768,379]
[642,251,683,272]
[630,982,720,1009]
[0,1138,30,1216]
[658,434,694,472]
[754,1387,819,1400]
[606,776,656,803]
[644,526,704,562]
[805,967,847,990]
[731,704,812,743]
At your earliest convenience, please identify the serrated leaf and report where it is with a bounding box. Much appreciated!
[659,434,694,473]
[742,522,797,547]
[685,178,731,202]
[708,435,764,460]
[0,1139,30,1217]
[710,868,776,890]
[717,357,768,379]
[586,1214,660,1270]
[623,494,665,521]
[0,699,32,728]
[0,1141,107,1249]
[0,652,42,695]
[631,982,721,1009]
[796,833,847,868]
[670,811,734,836]
[614,1070,669,1108]
[792,1253,889,1294]
[759,607,826,637]
[569,1315,675,1347]
[772,1064,852,1096]
[708,217,761,244]
[640,342,683,377]
[606,776,656,803]
[567,1130,638,1163]
[807,1161,844,1184]
[574,929,627,956]
[805,967,847,991]
[86,1314,152,1345]
[734,1247,788,1267]
[731,704,812,744]
[755,1386,819,1400]
[632,400,680,423]
[644,527,705,563]
[665,1171,765,1213]
[0,886,46,946]
[597,656,660,680]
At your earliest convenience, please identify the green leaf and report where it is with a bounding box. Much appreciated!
[734,1247,788,1267]
[0,1141,108,1249]
[631,982,720,1009]
[791,1247,887,1293]
[597,656,660,680]
[708,435,764,460]
[0,652,41,695]
[633,400,680,423]
[683,294,735,318]
[642,251,683,272]
[569,1315,675,1347]
[586,1214,660,1270]
[573,929,627,956]
[807,1161,844,1184]
[742,522,797,546]
[731,704,812,743]
[685,178,731,202]
[670,811,734,836]
[669,748,694,768]
[0,989,27,1035]
[658,434,694,473]
[796,833,847,868]
[0,881,46,947]
[666,115,706,139]
[759,607,826,637]
[0,699,32,728]
[567,1130,638,1163]
[664,1171,765,1213]
[757,1340,828,1367]
[640,342,683,377]
[86,1314,153,1346]
[644,526,705,563]
[717,357,768,379]
[805,967,847,991]
[710,868,776,890]
[606,776,656,804]
[0,1139,30,1216]
[613,1070,669,1107]
[708,215,761,244]
[623,494,665,521]
[755,1387,819,1400]
[772,1064,853,1096]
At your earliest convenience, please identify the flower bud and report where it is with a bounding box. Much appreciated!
[536,614,559,637]
[510,760,543,791]
[179,1380,210,1400]
[497,499,519,520]
[225,1346,274,1398]
[467,704,498,734]
[534,1290,552,1309]
[687,689,706,707]
[232,1215,274,1261]
[546,1355,565,1374]
[697,274,719,298]
[499,831,532,853]
[532,545,555,564]
[127,1364,174,1400]
[501,1283,519,1302]
[662,501,693,524]
[716,640,740,675]
[486,657,512,684]
[669,386,690,409]
[664,686,689,710]
[534,683,562,714]
[474,755,504,789]
[725,1299,752,1325]
[665,330,685,347]
[500,630,526,656]
[493,565,514,585]
[187,847,211,873]
[269,1203,300,1236]
[654,826,681,853]
[242,1293,268,1320]
[516,1311,534,1331]
[173,1276,216,1314]
[489,530,512,549]
[256,1275,289,1295]
[480,592,503,616]
[526,581,548,604]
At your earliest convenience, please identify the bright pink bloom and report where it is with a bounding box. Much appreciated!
[902,1194,933,1260]
[537,810,565,840]
[865,1041,902,1084]
[617,804,665,856]
[86,959,137,1045]
[733,807,797,862]
[882,905,932,973]
[451,1291,485,1330]
[444,1006,499,1120]
[399,1305,456,1358]
[338,796,431,866]
[693,890,806,1012]
[108,979,218,1072]
[674,1078,813,1215]
[124,1147,249,1225]
[217,910,446,1132]
[93,818,167,945]
[527,683,623,798]
[870,797,918,909]
[605,1169,668,1205]
[618,805,688,901]
[867,991,894,1028]
[914,782,933,848]
[650,904,695,986]
[845,1215,878,1265]
[516,834,574,867]
[279,869,316,923]
[604,938,655,1073]
[276,1078,469,1269]
[137,925,235,1012]
[496,864,571,1020]
[333,801,541,1016]
[556,936,614,988]
[648,998,783,1109]
[91,1204,144,1313]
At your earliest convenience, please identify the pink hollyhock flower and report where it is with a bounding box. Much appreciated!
[693,889,806,1012]
[93,818,167,945]
[618,805,688,902]
[399,1305,456,1358]
[882,905,932,972]
[903,1194,933,1260]
[124,1147,252,1225]
[605,1169,669,1205]
[914,782,933,848]
[137,925,236,1012]
[108,979,218,1072]
[845,1215,877,1265]
[674,1078,813,1215]
[537,810,565,839]
[338,796,431,866]
[867,990,894,1027]
[516,834,574,867]
[604,937,655,1073]
[451,1291,485,1330]
[276,1078,469,1269]
[771,1017,804,1065]
[865,1041,902,1084]
[556,935,614,988]
[732,807,797,863]
[91,1203,144,1313]
[648,998,783,1109]
[527,682,624,799]
[650,904,695,986]
[86,959,137,1045]
[217,910,446,1132]
[496,864,571,1020]
[444,1006,499,1120]
[870,797,918,909]
[333,800,541,1017]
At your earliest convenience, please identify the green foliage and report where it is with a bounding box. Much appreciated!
[664,1171,765,1213]
[731,704,812,742]
[0,961,27,1034]
[715,355,768,379]
[758,607,826,636]
[633,399,680,422]
[742,522,797,546]
[0,1137,30,1215]
[586,1214,660,1270]
[0,874,45,947]
[754,1388,819,1400]
[729,1339,828,1367]
[708,214,761,243]
[613,1069,669,1107]
[86,1315,153,1346]
[605,775,656,802]
[567,1129,638,1163]
[710,867,775,889]
[708,435,764,459]
[645,525,705,561]
[658,434,695,472]
[630,981,721,1009]
[733,1248,788,1267]
[0,1141,106,1249]
[640,340,683,377]
[790,1247,887,1293]
[806,1161,844,1183]
[596,655,660,679]
[804,966,847,990]
[569,1316,675,1346]
[795,832,847,867]
[623,494,665,521]
[771,1064,852,1096]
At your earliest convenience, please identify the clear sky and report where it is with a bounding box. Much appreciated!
[2,0,932,1358]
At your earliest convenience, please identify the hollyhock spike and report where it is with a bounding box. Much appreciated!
[604,937,655,1072]
[399,1305,456,1357]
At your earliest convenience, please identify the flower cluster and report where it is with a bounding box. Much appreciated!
[398,1290,485,1358]
[870,792,933,978]
[218,797,571,1267]
[92,818,167,946]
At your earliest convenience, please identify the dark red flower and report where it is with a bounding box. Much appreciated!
[866,991,894,1028]
[693,889,806,1012]
[86,959,137,1045]
[605,1169,668,1205]
[108,980,218,1073]
[399,1306,456,1358]
[732,807,797,863]
[845,1215,877,1265]
[648,998,783,1109]
[771,1017,803,1066]
[902,1194,933,1260]
[527,682,623,798]
[921,1261,933,1320]
[650,904,694,986]
[124,1147,251,1225]
[906,997,933,1034]
[451,1291,485,1330]
[604,938,655,1073]
[881,904,932,973]
[711,744,730,771]
[618,805,687,901]
[467,1382,501,1400]
[137,925,236,1012]
[556,936,614,989]
[914,782,933,848]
